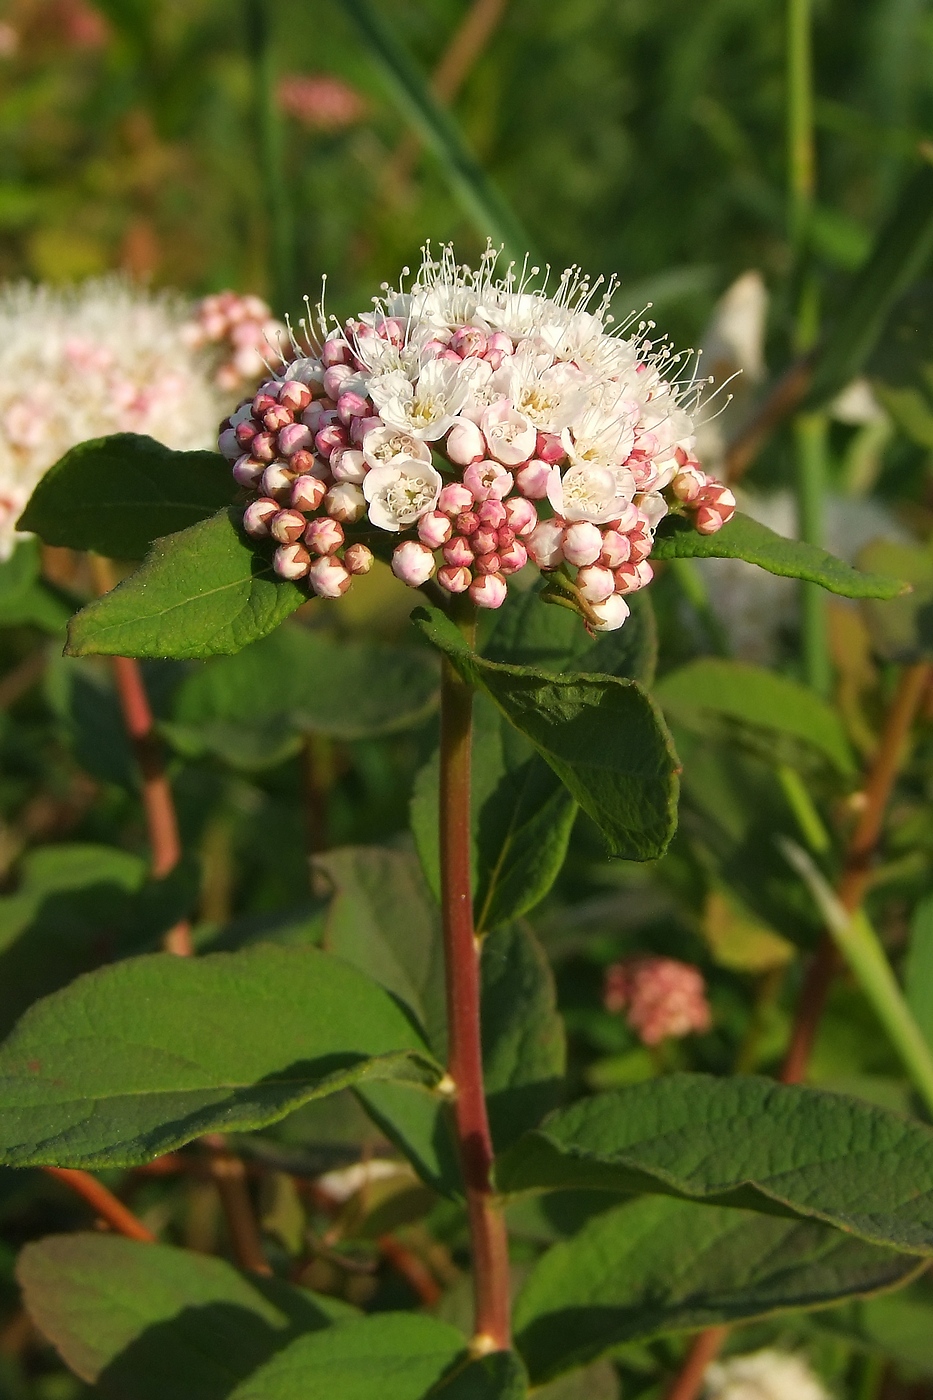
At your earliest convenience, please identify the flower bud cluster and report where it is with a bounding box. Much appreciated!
[221,243,733,629]
[603,956,712,1045]
[185,291,287,395]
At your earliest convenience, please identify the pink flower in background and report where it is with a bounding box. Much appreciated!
[604,956,712,1045]
[183,291,287,395]
[277,73,368,131]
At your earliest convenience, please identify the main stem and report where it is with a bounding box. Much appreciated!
[439,609,511,1352]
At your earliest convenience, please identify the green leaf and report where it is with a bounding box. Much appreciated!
[411,695,577,931]
[0,945,441,1167]
[17,1233,351,1400]
[807,1273,933,1377]
[654,659,856,777]
[0,539,70,632]
[513,1195,922,1382]
[165,626,439,768]
[334,0,533,262]
[484,585,657,684]
[651,512,905,599]
[412,606,679,861]
[858,538,933,662]
[906,893,933,1053]
[434,1351,528,1399]
[227,1313,471,1400]
[496,1073,933,1255]
[65,509,305,660]
[19,435,235,559]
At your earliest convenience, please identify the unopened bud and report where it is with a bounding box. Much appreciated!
[305,516,345,555]
[337,390,371,424]
[614,559,654,594]
[264,404,294,433]
[289,449,321,478]
[343,542,374,576]
[291,475,327,512]
[590,593,630,631]
[243,497,279,538]
[418,511,453,548]
[437,564,473,593]
[443,535,474,569]
[253,390,279,416]
[446,417,486,466]
[563,521,603,567]
[279,380,313,413]
[438,483,474,516]
[515,460,553,498]
[599,529,631,568]
[278,422,314,457]
[274,542,311,580]
[270,508,307,544]
[456,511,479,536]
[628,528,653,563]
[321,336,352,368]
[218,427,241,459]
[392,539,436,587]
[232,455,265,489]
[451,326,487,358]
[323,364,354,400]
[474,551,501,576]
[349,413,382,446]
[487,331,513,357]
[315,424,349,458]
[330,449,367,484]
[260,462,297,499]
[527,519,565,569]
[235,418,259,447]
[535,432,565,464]
[469,572,508,608]
[308,555,352,597]
[498,540,528,575]
[325,482,366,523]
[671,466,706,503]
[250,431,277,462]
[477,498,507,529]
[504,497,538,535]
[495,526,515,551]
[471,526,499,556]
[576,564,615,603]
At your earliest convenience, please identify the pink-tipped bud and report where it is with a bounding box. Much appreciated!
[270,508,307,544]
[527,519,565,570]
[471,526,499,556]
[325,482,366,523]
[243,497,278,538]
[474,552,501,576]
[464,459,514,501]
[599,529,631,568]
[219,426,242,460]
[291,475,327,512]
[456,511,479,536]
[437,564,473,594]
[321,336,352,368]
[264,404,294,433]
[305,516,345,555]
[498,541,528,575]
[671,466,706,503]
[343,542,374,575]
[323,364,354,400]
[504,496,538,535]
[435,348,462,363]
[614,560,654,594]
[378,317,405,346]
[392,539,436,588]
[250,431,277,463]
[253,390,279,416]
[301,401,326,433]
[446,416,486,466]
[274,543,311,580]
[421,338,449,361]
[496,526,515,551]
[443,535,474,569]
[315,423,349,458]
[337,390,371,424]
[516,460,553,498]
[535,432,565,465]
[279,380,313,413]
[590,593,630,632]
[350,414,383,447]
[330,448,367,484]
[438,483,474,516]
[694,505,724,535]
[563,521,603,567]
[469,572,508,608]
[278,422,314,457]
[235,419,259,448]
[486,331,513,357]
[576,564,616,603]
[232,455,265,489]
[451,325,487,358]
[260,462,297,499]
[418,511,453,548]
[694,482,736,534]
[477,498,507,529]
[308,555,352,597]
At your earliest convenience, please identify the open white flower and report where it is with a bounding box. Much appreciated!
[363,457,443,531]
[548,462,634,525]
[369,359,471,440]
[492,349,586,433]
[563,394,637,477]
[361,423,432,472]
[480,399,537,466]
[704,1350,829,1400]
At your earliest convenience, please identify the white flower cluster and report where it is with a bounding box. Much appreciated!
[222,245,735,630]
[705,1350,830,1400]
[0,278,228,559]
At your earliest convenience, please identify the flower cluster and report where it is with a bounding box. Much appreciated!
[221,245,735,630]
[704,1350,830,1400]
[183,290,287,395]
[604,956,712,1045]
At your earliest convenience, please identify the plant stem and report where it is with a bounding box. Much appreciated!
[787,0,816,257]
[245,0,295,315]
[794,412,831,697]
[44,1167,155,1243]
[439,602,510,1352]
[202,1135,272,1275]
[663,1327,730,1400]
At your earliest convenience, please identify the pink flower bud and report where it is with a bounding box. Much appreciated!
[477,498,507,529]
[278,423,314,457]
[330,449,367,484]
[279,380,313,413]
[451,325,487,357]
[337,390,371,425]
[474,552,501,575]
[671,466,706,503]
[232,455,265,489]
[219,427,241,459]
[264,404,294,433]
[469,572,508,608]
[323,364,354,400]
[253,390,278,416]
[443,535,474,568]
[496,526,515,552]
[504,497,538,535]
[305,516,345,555]
[308,555,352,598]
[243,497,279,538]
[321,336,352,367]
[471,527,499,556]
[378,317,405,346]
[486,331,513,357]
[418,510,453,548]
[270,508,307,544]
[315,424,349,458]
[694,482,736,532]
[515,460,553,498]
[293,451,330,482]
[535,432,566,465]
[694,505,724,535]
[250,431,276,463]
[291,475,327,512]
[456,511,479,536]
[391,540,436,587]
[437,564,472,593]
[614,560,654,594]
[590,594,631,631]
[234,418,259,447]
[350,414,382,447]
[563,521,603,567]
[576,564,616,603]
[274,543,311,580]
[527,519,565,570]
[498,541,528,575]
[421,338,449,360]
[599,529,631,568]
[343,542,374,576]
[438,483,474,516]
[482,349,506,370]
[435,348,462,363]
[301,401,326,433]
[446,416,486,466]
[464,459,514,500]
[260,462,297,499]
[324,482,366,523]
[603,956,711,1044]
[628,527,653,563]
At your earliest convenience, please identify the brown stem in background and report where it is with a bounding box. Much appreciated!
[43,1167,155,1243]
[377,1234,442,1307]
[663,1327,730,1400]
[723,355,813,485]
[201,1136,272,1275]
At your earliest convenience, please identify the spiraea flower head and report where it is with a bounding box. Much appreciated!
[704,1350,830,1400]
[604,956,712,1045]
[224,243,732,627]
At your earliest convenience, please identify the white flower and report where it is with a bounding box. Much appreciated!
[480,399,537,466]
[363,457,443,531]
[361,423,432,472]
[548,462,635,525]
[563,394,637,478]
[492,349,586,433]
[704,1350,829,1400]
[369,359,471,441]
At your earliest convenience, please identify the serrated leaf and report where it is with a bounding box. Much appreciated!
[0,945,441,1167]
[513,1195,922,1382]
[655,659,856,777]
[17,1234,351,1400]
[412,606,679,861]
[19,435,235,559]
[484,585,657,684]
[165,626,439,768]
[651,512,905,598]
[65,509,305,660]
[496,1073,933,1255]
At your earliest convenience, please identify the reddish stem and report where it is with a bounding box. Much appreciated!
[439,617,511,1352]
[377,1234,442,1307]
[201,1135,272,1275]
[44,1167,155,1243]
[663,1328,729,1400]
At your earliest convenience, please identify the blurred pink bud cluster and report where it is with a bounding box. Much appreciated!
[277,73,368,131]
[603,956,712,1046]
[184,291,287,395]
